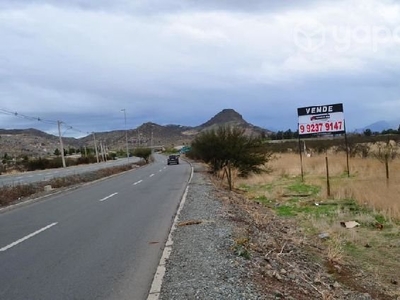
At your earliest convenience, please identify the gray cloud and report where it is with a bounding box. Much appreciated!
[0,0,330,16]
[1,0,399,137]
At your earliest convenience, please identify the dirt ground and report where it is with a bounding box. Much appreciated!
[211,177,400,300]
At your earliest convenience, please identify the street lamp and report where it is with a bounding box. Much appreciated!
[121,109,129,160]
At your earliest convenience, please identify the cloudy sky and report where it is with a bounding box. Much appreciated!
[0,0,399,137]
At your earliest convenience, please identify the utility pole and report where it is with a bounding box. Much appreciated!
[100,141,105,162]
[151,125,154,154]
[57,120,66,168]
[99,141,103,162]
[92,132,99,163]
[104,142,108,162]
[121,109,129,160]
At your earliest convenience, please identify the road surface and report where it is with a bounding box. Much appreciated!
[0,157,140,186]
[0,154,191,300]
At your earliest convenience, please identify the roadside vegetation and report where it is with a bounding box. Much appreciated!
[1,154,116,174]
[0,146,138,175]
[188,126,272,190]
[0,146,155,208]
[0,163,144,208]
[132,147,152,163]
[187,127,400,298]
[234,153,400,298]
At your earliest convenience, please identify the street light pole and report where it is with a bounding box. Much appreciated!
[121,109,129,160]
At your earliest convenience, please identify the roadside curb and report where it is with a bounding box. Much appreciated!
[147,163,194,300]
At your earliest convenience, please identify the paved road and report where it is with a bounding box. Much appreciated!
[0,154,191,300]
[0,157,140,186]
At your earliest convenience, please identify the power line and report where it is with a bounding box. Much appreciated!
[0,108,89,135]
[0,108,57,125]
[0,107,116,168]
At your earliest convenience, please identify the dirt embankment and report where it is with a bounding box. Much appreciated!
[212,178,399,300]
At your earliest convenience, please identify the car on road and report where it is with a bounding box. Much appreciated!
[167,155,179,165]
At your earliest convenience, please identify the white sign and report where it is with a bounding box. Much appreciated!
[297,103,345,136]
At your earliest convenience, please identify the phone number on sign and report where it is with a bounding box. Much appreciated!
[299,121,343,134]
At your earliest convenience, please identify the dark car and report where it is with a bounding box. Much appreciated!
[167,155,179,165]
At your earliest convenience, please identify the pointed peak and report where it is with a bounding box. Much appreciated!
[200,109,246,128]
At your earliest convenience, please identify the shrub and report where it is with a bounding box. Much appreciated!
[133,148,152,163]
[189,126,272,190]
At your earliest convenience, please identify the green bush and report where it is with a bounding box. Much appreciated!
[189,126,272,190]
[133,148,152,163]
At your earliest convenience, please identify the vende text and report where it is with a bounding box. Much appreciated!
[305,106,334,114]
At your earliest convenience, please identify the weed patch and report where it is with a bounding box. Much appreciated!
[287,182,320,196]
[232,237,251,259]
[276,205,297,217]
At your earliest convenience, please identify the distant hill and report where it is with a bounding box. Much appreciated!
[0,109,271,157]
[185,108,272,136]
[199,109,247,128]
[0,128,57,139]
[0,128,81,158]
[84,109,271,151]
[80,122,195,151]
[357,120,400,133]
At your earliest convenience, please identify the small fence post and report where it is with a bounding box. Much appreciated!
[326,156,331,197]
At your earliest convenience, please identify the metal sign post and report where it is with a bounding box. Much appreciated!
[297,103,345,137]
[298,131,304,182]
[344,120,350,177]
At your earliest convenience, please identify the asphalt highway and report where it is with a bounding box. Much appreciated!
[0,154,191,300]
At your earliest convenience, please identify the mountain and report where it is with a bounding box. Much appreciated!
[0,109,271,157]
[88,109,271,151]
[199,109,247,128]
[0,128,81,158]
[189,108,271,136]
[357,120,400,133]
[80,122,195,151]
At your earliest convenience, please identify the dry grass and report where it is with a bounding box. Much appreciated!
[235,153,400,297]
[326,238,345,266]
[239,153,400,220]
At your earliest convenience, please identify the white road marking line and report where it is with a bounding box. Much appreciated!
[159,170,162,172]
[150,174,155,178]
[99,192,119,202]
[147,165,194,299]
[0,223,58,252]
[163,167,167,170]
[133,180,143,185]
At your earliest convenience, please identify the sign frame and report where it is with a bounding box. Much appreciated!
[297,103,345,137]
[296,103,349,181]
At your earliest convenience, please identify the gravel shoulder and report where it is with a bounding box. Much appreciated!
[159,163,397,300]
[159,164,263,300]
